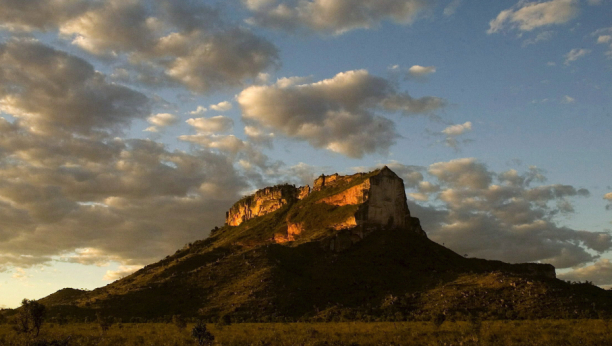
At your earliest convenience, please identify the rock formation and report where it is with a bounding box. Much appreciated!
[226,167,425,237]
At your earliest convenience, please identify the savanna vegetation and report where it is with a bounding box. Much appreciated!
[1,319,612,346]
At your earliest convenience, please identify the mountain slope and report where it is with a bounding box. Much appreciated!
[39,168,612,321]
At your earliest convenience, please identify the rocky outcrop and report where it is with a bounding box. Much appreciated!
[227,167,425,239]
[226,185,297,226]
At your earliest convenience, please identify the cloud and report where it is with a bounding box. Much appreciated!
[237,70,446,158]
[104,265,143,281]
[410,159,606,269]
[561,95,576,104]
[564,48,591,65]
[0,39,150,137]
[558,259,612,285]
[605,192,612,210]
[145,113,178,132]
[244,0,432,35]
[443,0,462,16]
[440,122,473,151]
[488,0,579,34]
[522,30,555,46]
[0,0,279,94]
[59,248,117,267]
[210,101,233,112]
[406,65,437,81]
[190,106,207,115]
[593,27,612,58]
[186,116,234,134]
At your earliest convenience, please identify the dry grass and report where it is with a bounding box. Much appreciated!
[1,320,612,346]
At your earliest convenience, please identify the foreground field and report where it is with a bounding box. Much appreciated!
[1,320,612,346]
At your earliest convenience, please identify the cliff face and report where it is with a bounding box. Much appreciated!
[226,185,305,226]
[226,166,425,238]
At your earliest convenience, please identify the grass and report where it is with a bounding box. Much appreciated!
[1,320,612,346]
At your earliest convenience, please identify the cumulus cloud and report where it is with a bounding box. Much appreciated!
[237,70,446,158]
[244,0,432,35]
[0,40,255,270]
[406,65,437,81]
[593,27,612,58]
[605,192,612,210]
[0,39,150,137]
[558,259,612,285]
[190,106,207,115]
[440,122,473,151]
[186,116,234,134]
[210,101,233,112]
[564,48,591,65]
[0,0,279,94]
[145,113,178,132]
[488,0,579,34]
[410,158,607,269]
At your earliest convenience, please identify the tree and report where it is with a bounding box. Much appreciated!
[192,320,214,346]
[14,299,46,337]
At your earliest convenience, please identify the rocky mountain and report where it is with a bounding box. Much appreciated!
[37,167,612,321]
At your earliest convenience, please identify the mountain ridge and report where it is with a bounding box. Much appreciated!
[32,167,612,321]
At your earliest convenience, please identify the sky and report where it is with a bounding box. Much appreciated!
[0,0,611,309]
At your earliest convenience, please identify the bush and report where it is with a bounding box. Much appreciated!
[192,320,215,346]
[433,313,446,329]
[13,299,46,337]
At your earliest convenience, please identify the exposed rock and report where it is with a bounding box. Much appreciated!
[226,185,298,226]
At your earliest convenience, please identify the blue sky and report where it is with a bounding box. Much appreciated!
[0,0,611,308]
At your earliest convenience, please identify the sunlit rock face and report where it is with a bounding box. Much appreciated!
[226,166,425,238]
[225,185,300,226]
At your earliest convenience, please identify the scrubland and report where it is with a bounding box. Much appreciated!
[1,320,612,346]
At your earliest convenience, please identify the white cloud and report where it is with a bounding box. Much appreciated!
[244,0,432,35]
[104,265,142,281]
[564,48,591,65]
[605,192,612,210]
[407,65,437,80]
[237,69,446,158]
[210,101,233,112]
[488,0,579,34]
[440,122,473,151]
[189,106,207,115]
[561,95,576,104]
[443,0,462,16]
[597,35,612,44]
[442,122,472,136]
[147,113,178,128]
[186,116,234,134]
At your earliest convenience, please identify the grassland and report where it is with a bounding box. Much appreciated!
[2,320,612,346]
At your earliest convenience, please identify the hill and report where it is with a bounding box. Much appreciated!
[36,167,612,322]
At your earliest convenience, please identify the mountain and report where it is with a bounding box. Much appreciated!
[39,167,612,321]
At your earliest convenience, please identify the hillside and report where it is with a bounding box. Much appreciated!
[37,167,612,321]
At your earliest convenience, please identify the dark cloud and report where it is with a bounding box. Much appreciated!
[238,70,445,158]
[244,0,431,35]
[0,0,279,94]
[0,39,150,137]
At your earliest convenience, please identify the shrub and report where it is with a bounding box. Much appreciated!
[433,313,446,329]
[13,299,46,337]
[192,320,215,346]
